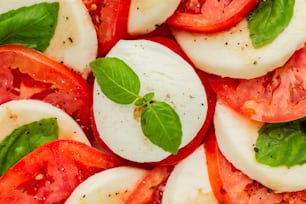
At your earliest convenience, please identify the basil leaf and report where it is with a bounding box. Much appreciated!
[0,118,58,176]
[90,57,140,104]
[255,117,306,167]
[135,92,155,106]
[0,2,59,51]
[141,102,182,154]
[247,0,294,48]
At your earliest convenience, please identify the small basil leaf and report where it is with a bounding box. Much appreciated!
[135,98,145,106]
[247,0,294,48]
[0,2,59,51]
[141,102,182,154]
[143,92,155,102]
[90,57,140,104]
[0,118,58,176]
[255,117,306,167]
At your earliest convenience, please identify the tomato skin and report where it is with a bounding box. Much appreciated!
[124,166,173,204]
[0,140,125,204]
[0,45,92,137]
[207,44,306,123]
[82,0,131,56]
[204,127,306,204]
[91,37,216,165]
[166,0,259,33]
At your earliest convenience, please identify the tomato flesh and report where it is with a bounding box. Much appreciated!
[0,45,93,137]
[83,0,131,56]
[0,140,124,204]
[124,166,172,204]
[207,44,306,123]
[204,127,306,204]
[166,0,259,33]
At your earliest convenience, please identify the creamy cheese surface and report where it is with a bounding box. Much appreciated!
[93,39,208,163]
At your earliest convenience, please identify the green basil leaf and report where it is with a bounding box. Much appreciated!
[90,57,140,104]
[247,0,294,48]
[141,102,182,154]
[255,117,306,167]
[0,2,59,51]
[0,118,58,176]
[135,93,154,106]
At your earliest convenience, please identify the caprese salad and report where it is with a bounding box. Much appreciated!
[0,0,305,203]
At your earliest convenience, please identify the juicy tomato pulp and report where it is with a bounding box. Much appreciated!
[0,45,92,137]
[207,44,306,123]
[166,0,259,33]
[91,37,216,166]
[0,140,124,204]
[124,166,173,204]
[82,0,131,56]
[204,128,306,204]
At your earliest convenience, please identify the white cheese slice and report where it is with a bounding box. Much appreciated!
[128,0,180,35]
[0,99,90,144]
[65,166,148,204]
[0,0,97,78]
[172,0,306,79]
[93,39,208,163]
[162,145,218,204]
[214,100,306,192]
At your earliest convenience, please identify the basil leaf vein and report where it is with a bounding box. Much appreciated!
[0,2,59,51]
[141,102,182,154]
[0,118,59,176]
[90,57,140,104]
[247,0,294,48]
[255,117,306,167]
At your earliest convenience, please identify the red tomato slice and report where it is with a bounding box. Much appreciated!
[207,44,306,123]
[166,0,259,33]
[204,127,306,204]
[124,166,172,204]
[91,37,216,165]
[0,45,92,137]
[82,0,131,56]
[0,140,125,204]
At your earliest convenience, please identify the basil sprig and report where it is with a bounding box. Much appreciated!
[0,118,58,176]
[90,57,182,154]
[255,117,306,167]
[0,2,59,51]
[247,0,294,48]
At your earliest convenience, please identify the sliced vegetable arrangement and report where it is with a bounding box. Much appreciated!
[0,0,305,203]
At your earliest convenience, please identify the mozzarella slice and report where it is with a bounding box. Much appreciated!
[214,100,306,192]
[172,0,306,79]
[0,0,97,78]
[162,145,218,204]
[128,0,180,35]
[65,166,148,204]
[93,39,208,163]
[0,99,90,144]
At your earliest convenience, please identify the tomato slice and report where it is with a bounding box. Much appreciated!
[0,140,124,204]
[207,44,306,123]
[0,45,92,137]
[204,127,306,204]
[124,166,172,204]
[166,0,259,33]
[91,37,216,165]
[82,0,131,56]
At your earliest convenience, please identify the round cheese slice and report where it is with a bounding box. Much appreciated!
[93,39,208,163]
[162,145,218,204]
[65,166,148,204]
[0,99,90,144]
[0,0,97,78]
[214,100,306,192]
[172,0,306,79]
